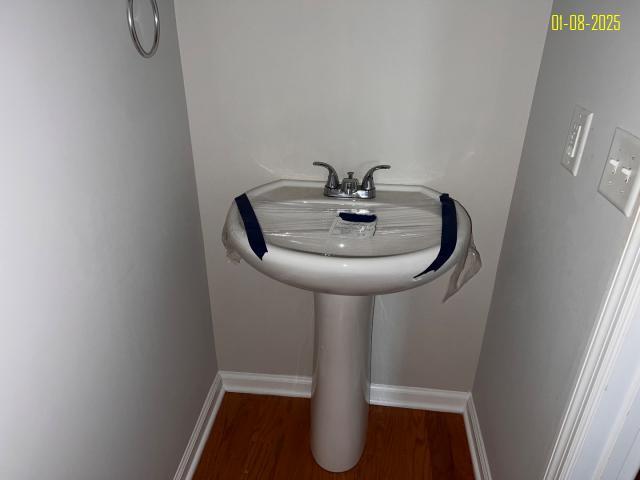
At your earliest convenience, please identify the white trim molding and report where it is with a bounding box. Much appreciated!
[220,371,312,398]
[544,207,640,480]
[465,395,493,480]
[370,383,468,413]
[220,370,469,412]
[220,370,489,479]
[173,373,224,480]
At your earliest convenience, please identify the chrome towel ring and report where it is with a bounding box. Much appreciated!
[127,0,159,58]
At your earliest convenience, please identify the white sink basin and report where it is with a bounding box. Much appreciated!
[222,178,476,472]
[223,179,472,296]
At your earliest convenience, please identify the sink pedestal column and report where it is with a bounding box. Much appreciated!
[310,293,374,472]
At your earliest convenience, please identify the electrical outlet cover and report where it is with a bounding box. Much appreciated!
[561,105,594,176]
[598,127,640,217]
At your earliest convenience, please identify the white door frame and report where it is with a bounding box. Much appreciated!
[599,369,640,479]
[570,279,640,479]
[544,205,640,480]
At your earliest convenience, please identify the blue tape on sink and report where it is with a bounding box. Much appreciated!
[235,193,268,260]
[338,212,377,223]
[414,193,457,278]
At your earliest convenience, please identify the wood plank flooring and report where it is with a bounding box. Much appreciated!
[194,392,474,479]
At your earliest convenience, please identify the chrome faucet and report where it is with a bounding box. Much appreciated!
[313,162,390,199]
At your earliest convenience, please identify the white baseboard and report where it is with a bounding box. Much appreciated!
[220,371,312,398]
[219,370,469,412]
[173,372,224,480]
[370,383,469,413]
[214,371,491,480]
[464,395,493,480]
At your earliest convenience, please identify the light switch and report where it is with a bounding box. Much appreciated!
[561,105,594,176]
[598,127,640,217]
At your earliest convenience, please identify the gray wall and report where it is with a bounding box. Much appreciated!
[0,1,217,479]
[473,1,640,478]
[175,0,551,391]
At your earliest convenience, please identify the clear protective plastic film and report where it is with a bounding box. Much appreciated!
[222,185,481,301]
[444,236,482,301]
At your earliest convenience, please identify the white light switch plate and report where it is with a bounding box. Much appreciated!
[562,105,593,176]
[598,127,640,217]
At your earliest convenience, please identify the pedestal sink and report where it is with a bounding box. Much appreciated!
[223,179,475,472]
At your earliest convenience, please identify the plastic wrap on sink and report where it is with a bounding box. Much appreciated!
[444,235,482,301]
[242,190,443,258]
[222,187,481,301]
[222,218,242,264]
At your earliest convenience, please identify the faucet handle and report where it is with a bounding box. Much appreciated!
[312,162,340,189]
[361,164,391,191]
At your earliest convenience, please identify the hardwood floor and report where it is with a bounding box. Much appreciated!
[193,393,474,479]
